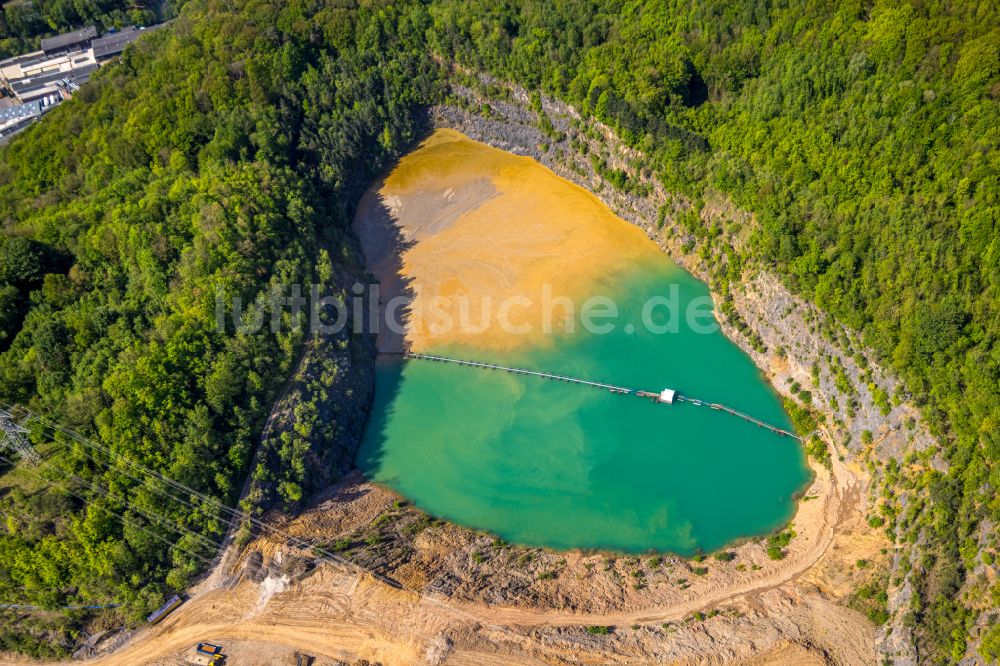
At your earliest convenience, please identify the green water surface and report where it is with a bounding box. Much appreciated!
[356,257,811,555]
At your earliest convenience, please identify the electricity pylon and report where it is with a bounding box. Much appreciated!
[0,408,39,464]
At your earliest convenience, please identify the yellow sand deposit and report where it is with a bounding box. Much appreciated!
[356,128,659,351]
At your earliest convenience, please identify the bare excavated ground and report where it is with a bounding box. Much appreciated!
[54,466,877,664]
[38,442,883,665]
[18,81,942,666]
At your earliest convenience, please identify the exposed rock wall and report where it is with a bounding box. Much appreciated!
[431,79,941,663]
[248,75,939,663]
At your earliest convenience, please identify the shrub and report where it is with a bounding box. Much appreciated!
[766,530,794,560]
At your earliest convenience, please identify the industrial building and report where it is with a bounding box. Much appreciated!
[0,48,97,103]
[39,26,98,56]
[0,24,161,140]
[92,26,156,60]
[0,99,44,139]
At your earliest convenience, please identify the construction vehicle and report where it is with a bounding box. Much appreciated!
[146,595,183,625]
[196,642,223,657]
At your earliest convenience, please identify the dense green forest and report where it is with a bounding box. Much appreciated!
[0,0,439,654]
[0,0,996,661]
[0,0,167,59]
[427,2,999,661]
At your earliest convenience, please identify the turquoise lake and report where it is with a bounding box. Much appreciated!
[356,257,811,556]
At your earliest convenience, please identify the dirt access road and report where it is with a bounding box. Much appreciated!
[9,443,878,666]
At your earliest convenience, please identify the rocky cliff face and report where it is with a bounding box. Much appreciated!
[244,259,378,516]
[428,77,941,663]
[246,74,940,663]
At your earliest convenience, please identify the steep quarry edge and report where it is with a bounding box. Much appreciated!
[62,78,938,666]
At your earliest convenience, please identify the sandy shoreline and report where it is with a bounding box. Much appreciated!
[31,447,870,666]
[12,112,901,665]
[26,126,889,666]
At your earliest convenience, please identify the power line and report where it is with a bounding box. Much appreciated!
[0,403,377,579]
[36,456,225,556]
[40,426,239,532]
[0,450,221,561]
[0,452,214,567]
[4,403,238,518]
[0,403,507,632]
[6,406,266,535]
[0,446,218,564]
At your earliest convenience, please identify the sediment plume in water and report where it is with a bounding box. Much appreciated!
[353,129,810,555]
[354,128,657,352]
